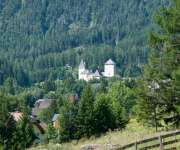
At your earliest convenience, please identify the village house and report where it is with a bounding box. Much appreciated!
[10,111,23,122]
[52,114,60,129]
[32,99,53,116]
[78,59,116,81]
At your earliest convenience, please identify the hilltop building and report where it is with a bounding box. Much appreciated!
[102,59,116,77]
[78,59,115,81]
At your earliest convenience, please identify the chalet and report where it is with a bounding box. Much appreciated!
[32,99,53,116]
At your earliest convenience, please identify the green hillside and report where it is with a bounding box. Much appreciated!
[0,0,167,86]
[29,119,156,150]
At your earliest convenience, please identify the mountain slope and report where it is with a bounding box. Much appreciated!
[0,0,167,85]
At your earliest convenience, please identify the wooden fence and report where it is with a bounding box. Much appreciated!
[115,130,180,150]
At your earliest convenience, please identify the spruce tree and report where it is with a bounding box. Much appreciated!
[151,0,180,128]
[136,0,180,129]
[136,51,163,131]
[59,101,78,142]
[0,94,16,150]
[14,107,35,149]
[45,124,57,143]
[93,94,116,134]
[3,78,15,95]
[77,85,95,137]
[107,81,133,128]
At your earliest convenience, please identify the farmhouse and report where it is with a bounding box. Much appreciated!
[32,99,53,116]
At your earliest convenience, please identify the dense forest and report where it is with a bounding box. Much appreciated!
[0,0,169,86]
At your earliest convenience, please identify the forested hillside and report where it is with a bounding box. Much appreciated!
[0,0,167,86]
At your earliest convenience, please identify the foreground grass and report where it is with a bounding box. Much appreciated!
[28,120,180,150]
[29,119,159,150]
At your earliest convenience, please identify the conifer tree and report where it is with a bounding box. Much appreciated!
[151,0,180,128]
[14,107,35,149]
[107,81,133,128]
[77,85,95,137]
[93,94,116,134]
[136,0,180,129]
[136,51,163,131]
[3,78,15,95]
[45,124,57,143]
[0,94,16,150]
[58,100,78,142]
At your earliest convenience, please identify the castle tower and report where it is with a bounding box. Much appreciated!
[79,60,86,80]
[104,59,116,77]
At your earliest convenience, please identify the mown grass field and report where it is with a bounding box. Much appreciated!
[29,120,180,150]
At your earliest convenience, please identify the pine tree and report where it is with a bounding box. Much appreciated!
[58,101,78,142]
[136,0,180,129]
[107,81,133,128]
[93,94,116,134]
[136,51,163,131]
[77,85,95,137]
[0,94,16,150]
[45,124,57,143]
[3,78,15,95]
[151,0,180,128]
[14,108,35,149]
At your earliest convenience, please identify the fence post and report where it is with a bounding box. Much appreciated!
[175,130,177,142]
[135,141,138,150]
[159,135,164,150]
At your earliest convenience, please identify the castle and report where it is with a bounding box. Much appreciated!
[78,59,116,81]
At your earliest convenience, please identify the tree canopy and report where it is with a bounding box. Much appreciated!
[0,0,168,85]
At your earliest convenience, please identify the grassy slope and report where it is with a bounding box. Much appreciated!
[29,119,157,150]
[29,120,180,150]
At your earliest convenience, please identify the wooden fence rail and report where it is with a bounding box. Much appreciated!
[115,130,180,150]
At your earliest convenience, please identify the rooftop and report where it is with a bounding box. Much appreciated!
[94,70,101,77]
[32,99,53,116]
[10,111,23,122]
[105,59,115,65]
[79,60,85,69]
[52,114,60,122]
[35,99,52,109]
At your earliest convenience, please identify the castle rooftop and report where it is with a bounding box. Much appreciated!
[105,59,115,65]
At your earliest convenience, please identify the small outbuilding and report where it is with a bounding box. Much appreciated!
[52,114,60,129]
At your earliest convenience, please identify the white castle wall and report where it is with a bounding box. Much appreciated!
[79,67,85,80]
[78,59,115,81]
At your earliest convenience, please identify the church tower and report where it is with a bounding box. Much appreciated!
[78,60,86,80]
